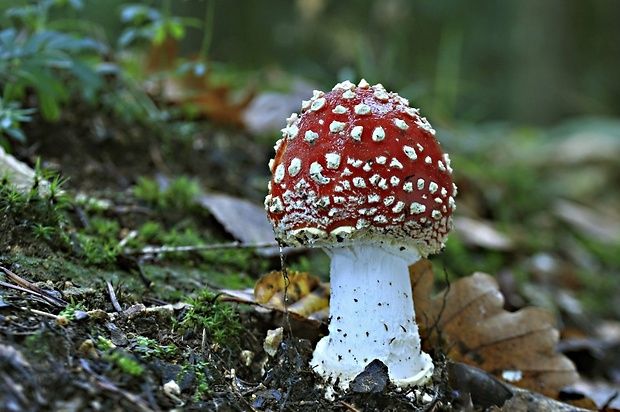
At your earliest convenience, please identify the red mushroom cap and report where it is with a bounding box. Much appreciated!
[265,80,456,257]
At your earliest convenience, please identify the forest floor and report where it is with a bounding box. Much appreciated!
[1,97,619,412]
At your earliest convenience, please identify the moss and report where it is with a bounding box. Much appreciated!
[175,289,242,347]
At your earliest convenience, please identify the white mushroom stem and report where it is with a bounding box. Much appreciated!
[310,243,433,390]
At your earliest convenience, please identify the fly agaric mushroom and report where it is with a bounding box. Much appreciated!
[264,80,456,390]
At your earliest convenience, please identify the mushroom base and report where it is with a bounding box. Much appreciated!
[310,243,433,390]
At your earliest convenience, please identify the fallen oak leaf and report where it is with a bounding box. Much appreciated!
[418,269,579,398]
[254,270,320,306]
[219,271,329,342]
[218,288,323,326]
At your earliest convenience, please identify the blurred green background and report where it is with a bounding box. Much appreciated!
[3,0,619,125]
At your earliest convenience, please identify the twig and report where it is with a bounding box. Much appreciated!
[106,280,122,312]
[20,307,62,321]
[340,400,362,412]
[0,267,68,308]
[602,391,619,410]
[128,241,279,256]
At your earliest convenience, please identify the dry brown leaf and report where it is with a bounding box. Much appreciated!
[144,38,254,127]
[254,271,320,305]
[219,271,329,342]
[415,267,579,397]
[197,193,281,256]
[454,216,515,251]
[252,270,330,318]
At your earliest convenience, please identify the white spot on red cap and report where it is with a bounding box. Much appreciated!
[351,125,363,141]
[390,158,403,169]
[373,215,388,223]
[403,146,417,160]
[358,79,370,89]
[372,127,385,141]
[317,196,330,208]
[352,177,366,188]
[333,105,347,114]
[410,202,426,214]
[416,117,436,135]
[333,80,355,91]
[394,118,409,130]
[330,121,346,133]
[269,196,283,213]
[311,98,326,111]
[392,201,405,213]
[342,90,356,99]
[405,107,419,117]
[373,87,389,101]
[326,153,341,169]
[443,153,453,174]
[417,178,425,190]
[378,178,388,190]
[429,182,439,194]
[304,130,318,143]
[288,158,301,177]
[309,162,330,185]
[448,196,456,211]
[354,103,371,115]
[282,124,298,139]
[347,158,363,168]
[274,164,285,184]
[403,182,413,192]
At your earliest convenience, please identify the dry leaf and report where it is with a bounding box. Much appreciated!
[0,146,51,195]
[222,270,330,320]
[144,38,254,127]
[242,79,317,135]
[254,270,329,318]
[417,269,579,397]
[454,216,514,251]
[553,199,620,244]
[198,193,276,246]
[219,270,329,340]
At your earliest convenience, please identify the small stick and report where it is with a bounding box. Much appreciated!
[21,307,61,320]
[128,241,279,256]
[106,280,122,312]
[0,267,68,308]
[341,401,362,412]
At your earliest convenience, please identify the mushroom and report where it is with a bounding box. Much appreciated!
[264,80,456,390]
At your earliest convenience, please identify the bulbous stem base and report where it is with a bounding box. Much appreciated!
[310,243,434,390]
